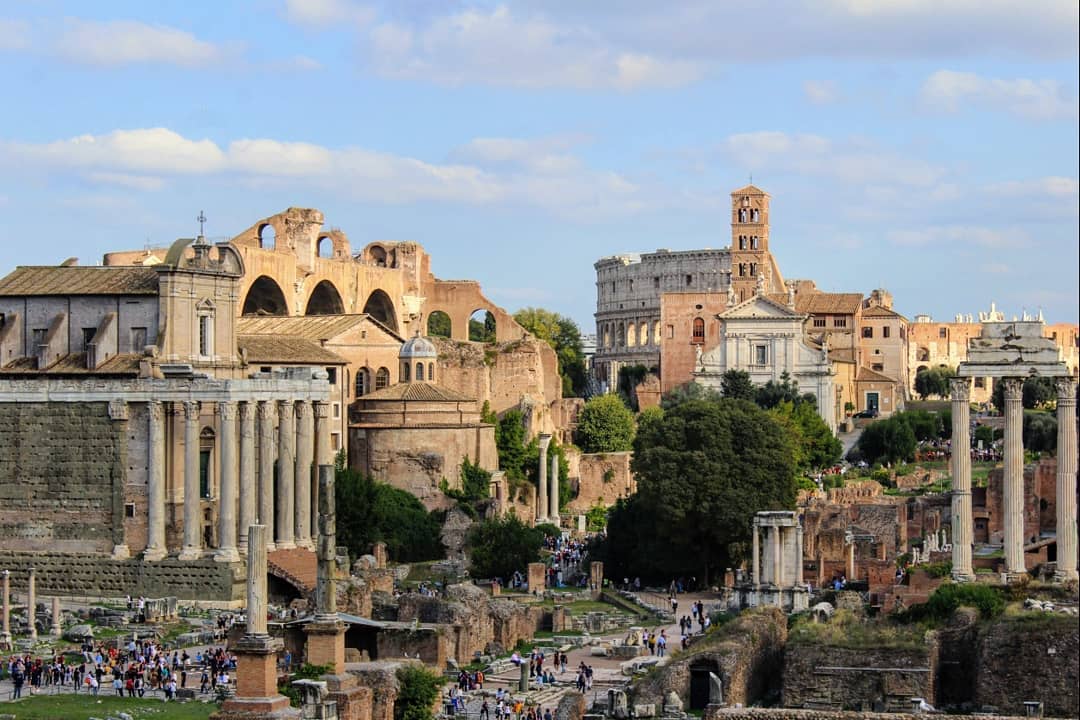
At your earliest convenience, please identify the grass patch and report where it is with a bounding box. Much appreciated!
[2,695,215,719]
[788,609,928,650]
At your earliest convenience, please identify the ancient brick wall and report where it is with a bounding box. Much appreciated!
[0,402,123,553]
[706,710,1029,720]
[781,642,936,711]
[565,452,636,513]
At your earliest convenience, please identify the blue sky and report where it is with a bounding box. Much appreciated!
[0,0,1077,330]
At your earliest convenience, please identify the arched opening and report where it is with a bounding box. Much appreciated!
[602,326,611,348]
[317,236,334,259]
[690,660,722,710]
[427,311,452,338]
[416,362,425,381]
[428,363,435,383]
[305,280,344,315]
[363,289,398,333]
[375,367,390,391]
[242,276,289,316]
[258,224,276,250]
[639,322,649,347]
[368,245,388,267]
[616,322,625,347]
[468,309,496,343]
[401,362,410,383]
[916,346,930,362]
[692,317,705,344]
[653,321,662,345]
[355,367,370,397]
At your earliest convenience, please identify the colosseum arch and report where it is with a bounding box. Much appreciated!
[242,275,289,316]
[305,280,345,315]
[427,310,452,338]
[363,289,398,332]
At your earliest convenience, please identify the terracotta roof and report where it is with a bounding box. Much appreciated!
[731,184,768,195]
[237,335,346,364]
[856,366,897,384]
[772,292,864,315]
[0,352,141,375]
[236,314,403,342]
[359,382,474,403]
[862,305,908,321]
[0,266,159,296]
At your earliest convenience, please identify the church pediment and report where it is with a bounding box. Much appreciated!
[718,294,806,320]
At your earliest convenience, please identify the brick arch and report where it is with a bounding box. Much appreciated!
[242,275,289,316]
[363,288,398,333]
[305,279,345,315]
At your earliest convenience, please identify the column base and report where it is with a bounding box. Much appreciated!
[50,627,62,639]
[111,544,131,560]
[1004,571,1029,584]
[143,547,167,562]
[178,546,204,561]
[304,619,346,673]
[1053,569,1078,583]
[215,547,241,563]
[212,696,300,720]
[275,540,297,550]
[951,570,976,583]
[550,514,561,527]
[296,538,315,551]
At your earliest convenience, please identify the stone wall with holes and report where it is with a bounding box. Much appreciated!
[565,452,635,513]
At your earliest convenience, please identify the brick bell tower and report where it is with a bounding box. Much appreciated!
[729,185,771,303]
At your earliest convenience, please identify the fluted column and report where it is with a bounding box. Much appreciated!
[50,596,61,638]
[295,401,314,549]
[313,401,331,541]
[950,378,975,581]
[1,570,10,647]
[27,568,36,641]
[276,400,296,549]
[549,450,560,526]
[258,401,277,551]
[1055,379,1078,582]
[537,434,551,523]
[144,401,167,561]
[752,520,760,590]
[796,523,804,587]
[772,525,782,586]
[178,401,202,560]
[216,402,239,562]
[238,402,256,554]
[1003,378,1026,579]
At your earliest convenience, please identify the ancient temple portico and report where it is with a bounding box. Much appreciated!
[950,321,1076,583]
[734,510,808,613]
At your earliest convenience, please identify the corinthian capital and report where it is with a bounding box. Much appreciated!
[1055,378,1077,404]
[950,377,970,403]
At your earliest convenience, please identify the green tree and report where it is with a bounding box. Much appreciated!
[898,409,941,441]
[974,424,996,448]
[577,394,636,453]
[336,468,444,562]
[991,376,1056,412]
[1023,411,1057,454]
[855,415,917,466]
[755,371,815,409]
[720,369,756,401]
[513,307,588,397]
[495,409,528,480]
[450,456,491,503]
[770,400,843,471]
[914,367,955,399]
[427,311,451,339]
[466,513,545,580]
[617,398,797,585]
[661,381,721,410]
[394,665,446,720]
[469,311,496,342]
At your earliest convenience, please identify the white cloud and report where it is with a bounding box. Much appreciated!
[887,225,1024,248]
[288,55,323,71]
[920,70,1079,120]
[0,18,29,51]
[364,5,701,90]
[85,172,166,192]
[803,80,840,105]
[55,19,223,67]
[987,176,1079,197]
[283,0,373,29]
[12,128,227,173]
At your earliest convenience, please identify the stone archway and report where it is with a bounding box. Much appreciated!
[363,289,398,333]
[427,310,452,338]
[242,275,289,316]
[305,280,345,315]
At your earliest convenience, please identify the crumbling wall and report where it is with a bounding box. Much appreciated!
[565,452,636,513]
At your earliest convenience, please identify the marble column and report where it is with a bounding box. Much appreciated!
[752,521,760,590]
[847,540,856,580]
[216,402,240,562]
[276,400,296,549]
[1055,379,1078,582]
[238,402,256,554]
[1002,378,1026,579]
[1,570,10,647]
[313,401,331,543]
[179,401,203,560]
[305,464,347,673]
[772,525,783,586]
[950,378,975,581]
[108,400,131,560]
[796,523,804,587]
[27,567,36,641]
[50,596,61,638]
[295,401,314,549]
[144,401,167,561]
[537,434,551,523]
[247,525,269,636]
[257,401,277,551]
[549,450,560,526]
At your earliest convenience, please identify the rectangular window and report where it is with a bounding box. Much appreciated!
[653,276,660,289]
[666,325,674,339]
[198,315,212,356]
[260,366,272,374]
[82,327,97,348]
[629,279,633,291]
[332,433,341,451]
[199,449,211,498]
[862,327,873,338]
[813,317,826,328]
[333,403,340,418]
[32,328,47,346]
[130,326,147,351]
[124,503,136,519]
[754,345,767,365]
[326,367,337,385]
[833,317,847,328]
[686,274,693,286]
[939,327,948,338]
[883,326,891,339]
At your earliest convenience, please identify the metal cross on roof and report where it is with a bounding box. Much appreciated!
[196,210,207,236]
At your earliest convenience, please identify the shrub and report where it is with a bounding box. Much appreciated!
[901,582,1005,623]
[395,665,446,720]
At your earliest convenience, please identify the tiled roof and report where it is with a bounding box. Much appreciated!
[856,366,897,384]
[0,266,159,296]
[731,184,768,195]
[862,305,908,321]
[767,292,864,315]
[237,335,346,364]
[359,382,474,403]
[236,314,403,342]
[0,352,142,375]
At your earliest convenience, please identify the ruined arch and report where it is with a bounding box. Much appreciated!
[427,310,452,338]
[242,275,288,316]
[468,309,496,343]
[317,236,333,259]
[363,289,398,333]
[258,223,276,250]
[916,346,930,362]
[305,280,345,315]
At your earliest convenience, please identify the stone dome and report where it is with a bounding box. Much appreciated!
[400,334,438,360]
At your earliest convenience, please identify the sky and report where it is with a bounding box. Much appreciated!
[0,0,1077,331]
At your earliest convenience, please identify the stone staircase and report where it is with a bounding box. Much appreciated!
[268,547,317,597]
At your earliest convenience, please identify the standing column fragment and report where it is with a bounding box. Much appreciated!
[537,434,551,523]
[294,401,314,549]
[1055,379,1078,582]
[144,401,167,561]
[258,401,277,551]
[276,400,296,549]
[216,401,239,562]
[950,378,975,581]
[238,402,256,554]
[1002,378,1025,579]
[179,401,202,560]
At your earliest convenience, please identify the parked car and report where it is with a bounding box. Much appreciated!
[853,409,879,419]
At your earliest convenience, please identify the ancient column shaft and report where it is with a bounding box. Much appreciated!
[950,378,975,581]
[144,401,167,561]
[1055,379,1078,582]
[216,402,239,561]
[295,401,314,548]
[549,450,560,524]
[27,568,36,640]
[751,522,760,590]
[238,402,256,553]
[276,401,296,548]
[258,401,277,549]
[773,525,783,586]
[1,570,10,641]
[796,524,804,587]
[537,434,551,523]
[179,401,202,560]
[313,401,331,539]
[50,596,61,638]
[1003,378,1026,578]
[316,465,337,618]
[246,525,269,636]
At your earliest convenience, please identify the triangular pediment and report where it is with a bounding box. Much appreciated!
[719,294,806,320]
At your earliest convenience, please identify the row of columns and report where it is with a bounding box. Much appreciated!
[143,398,333,563]
[536,434,561,527]
[950,377,1077,582]
[750,519,803,589]
[0,569,63,647]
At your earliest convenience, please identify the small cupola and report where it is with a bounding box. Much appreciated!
[399,330,438,384]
